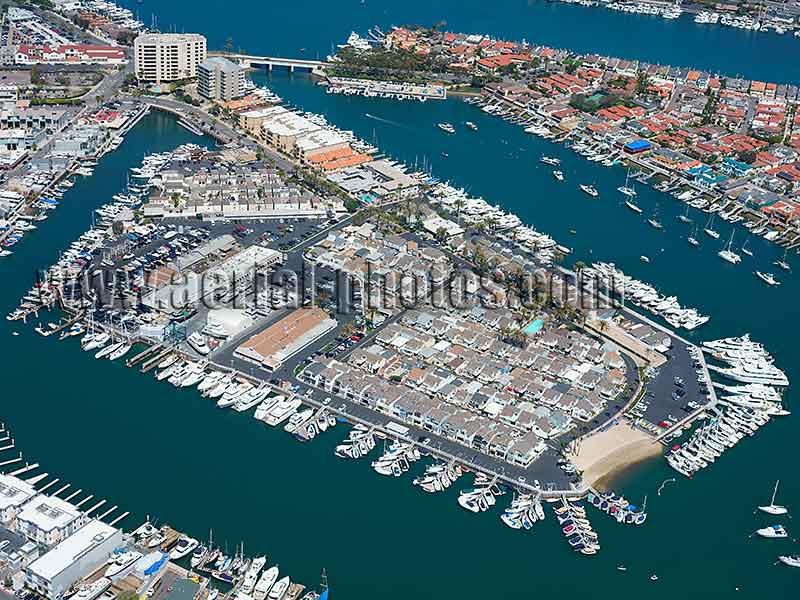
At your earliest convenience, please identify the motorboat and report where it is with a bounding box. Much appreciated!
[263,397,302,426]
[267,576,290,600]
[188,331,211,355]
[67,578,111,600]
[170,537,199,560]
[553,170,564,181]
[758,480,788,516]
[437,122,455,134]
[254,566,280,600]
[755,524,788,538]
[580,184,599,197]
[465,121,478,131]
[778,555,800,568]
[540,155,560,166]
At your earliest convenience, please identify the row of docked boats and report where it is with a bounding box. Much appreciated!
[588,261,710,330]
[586,491,647,525]
[412,461,463,493]
[334,424,377,459]
[457,474,505,513]
[555,500,599,556]
[370,441,422,476]
[703,334,789,387]
[499,493,545,531]
[666,401,782,478]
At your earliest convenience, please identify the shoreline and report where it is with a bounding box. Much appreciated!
[572,421,663,489]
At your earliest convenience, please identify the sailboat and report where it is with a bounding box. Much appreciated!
[678,205,692,223]
[718,231,741,264]
[774,248,790,271]
[704,214,720,239]
[688,225,700,247]
[741,236,753,257]
[647,207,663,229]
[758,480,788,515]
[617,169,637,197]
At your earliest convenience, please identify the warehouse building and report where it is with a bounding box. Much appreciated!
[25,520,122,599]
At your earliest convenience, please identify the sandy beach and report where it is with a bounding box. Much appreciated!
[571,421,662,489]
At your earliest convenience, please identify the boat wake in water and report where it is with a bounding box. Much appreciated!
[364,113,406,127]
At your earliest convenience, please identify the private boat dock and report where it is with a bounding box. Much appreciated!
[322,76,447,101]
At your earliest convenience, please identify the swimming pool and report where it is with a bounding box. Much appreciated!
[524,319,545,335]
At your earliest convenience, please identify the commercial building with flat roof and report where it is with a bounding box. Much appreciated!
[0,473,38,526]
[134,33,207,83]
[235,307,337,371]
[26,520,122,599]
[198,57,246,102]
[15,495,87,547]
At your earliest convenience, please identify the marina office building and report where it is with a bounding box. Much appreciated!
[134,33,207,83]
[26,520,122,600]
[197,56,246,102]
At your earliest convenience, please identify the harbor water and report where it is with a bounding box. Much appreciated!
[124,0,800,84]
[1,2,799,598]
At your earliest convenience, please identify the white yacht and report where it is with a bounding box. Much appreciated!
[778,555,800,568]
[234,385,269,412]
[263,398,302,426]
[755,524,788,539]
[218,381,253,408]
[540,155,560,166]
[105,551,142,578]
[284,408,314,433]
[758,481,789,516]
[170,537,199,560]
[67,578,111,600]
[580,184,599,197]
[553,170,564,181]
[437,122,455,134]
[255,395,283,421]
[188,331,211,355]
[253,566,280,600]
[267,576,290,600]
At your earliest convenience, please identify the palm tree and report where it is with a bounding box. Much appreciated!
[454,197,465,224]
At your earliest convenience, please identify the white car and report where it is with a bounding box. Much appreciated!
[323,397,332,405]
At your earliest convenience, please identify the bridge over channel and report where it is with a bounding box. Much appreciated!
[211,52,329,73]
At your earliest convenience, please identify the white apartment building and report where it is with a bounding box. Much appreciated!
[0,473,38,526]
[15,495,87,547]
[198,57,246,102]
[134,33,207,83]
